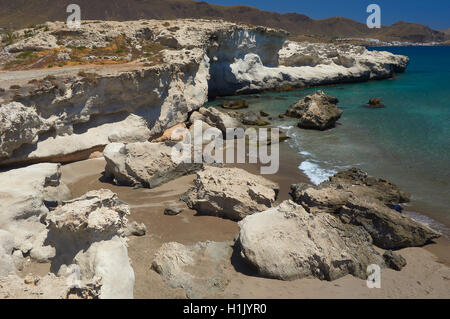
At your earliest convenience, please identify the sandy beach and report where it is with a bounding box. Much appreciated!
[52,140,450,299]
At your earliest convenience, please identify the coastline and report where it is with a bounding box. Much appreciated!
[0,18,448,300]
[55,146,450,298]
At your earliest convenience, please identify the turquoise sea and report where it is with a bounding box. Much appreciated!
[208,46,450,234]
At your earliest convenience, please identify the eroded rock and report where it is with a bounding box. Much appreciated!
[286,91,343,130]
[383,250,407,271]
[198,107,245,137]
[45,189,135,299]
[339,199,440,249]
[182,166,279,220]
[0,163,70,263]
[104,142,203,188]
[238,200,384,281]
[291,168,439,249]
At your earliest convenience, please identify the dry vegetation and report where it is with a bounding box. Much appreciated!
[0,31,168,71]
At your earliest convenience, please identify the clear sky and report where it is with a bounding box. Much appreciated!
[202,0,450,30]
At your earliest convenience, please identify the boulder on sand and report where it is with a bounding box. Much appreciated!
[339,199,440,249]
[238,200,384,281]
[383,250,407,271]
[291,168,440,249]
[291,168,410,211]
[45,189,135,299]
[103,142,203,188]
[196,107,245,136]
[285,90,343,130]
[182,166,279,221]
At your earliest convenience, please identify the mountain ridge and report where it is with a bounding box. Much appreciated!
[0,0,445,43]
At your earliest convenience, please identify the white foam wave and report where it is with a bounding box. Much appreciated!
[298,161,337,185]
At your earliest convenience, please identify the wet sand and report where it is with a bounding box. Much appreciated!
[59,144,450,299]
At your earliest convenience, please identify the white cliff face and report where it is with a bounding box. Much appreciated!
[0,163,71,263]
[0,19,408,166]
[211,41,410,95]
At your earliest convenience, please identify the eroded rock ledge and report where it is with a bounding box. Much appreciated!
[0,19,409,166]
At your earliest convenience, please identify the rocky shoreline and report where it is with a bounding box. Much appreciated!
[1,19,448,299]
[0,19,408,167]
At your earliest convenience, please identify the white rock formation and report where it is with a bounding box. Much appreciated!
[103,141,203,188]
[182,166,279,220]
[0,19,409,166]
[238,200,384,281]
[0,273,102,299]
[45,189,135,299]
[0,163,71,264]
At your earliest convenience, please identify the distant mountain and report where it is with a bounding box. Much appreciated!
[0,0,445,43]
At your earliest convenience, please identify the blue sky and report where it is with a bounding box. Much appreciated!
[202,0,450,30]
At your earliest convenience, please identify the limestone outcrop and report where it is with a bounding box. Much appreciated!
[103,142,203,188]
[238,200,384,281]
[152,241,233,298]
[45,189,135,299]
[182,166,279,220]
[285,90,343,130]
[279,41,409,77]
[0,19,409,166]
[0,163,71,264]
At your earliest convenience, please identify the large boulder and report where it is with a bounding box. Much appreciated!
[285,91,343,130]
[182,166,279,220]
[338,199,440,249]
[291,168,439,249]
[152,241,233,298]
[291,168,410,212]
[196,107,245,137]
[238,201,384,281]
[45,189,135,299]
[324,168,411,206]
[103,142,203,188]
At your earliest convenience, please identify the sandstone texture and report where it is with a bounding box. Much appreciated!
[182,166,279,220]
[238,200,384,281]
[286,90,343,130]
[152,241,233,298]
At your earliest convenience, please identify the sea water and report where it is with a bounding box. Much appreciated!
[207,46,450,233]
